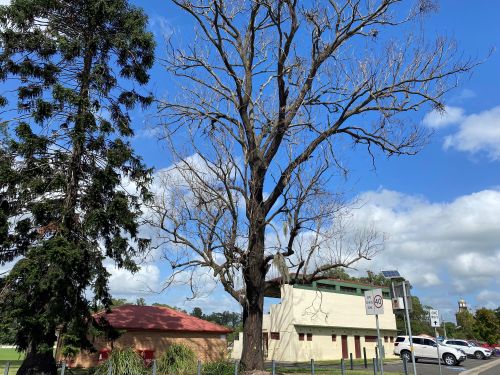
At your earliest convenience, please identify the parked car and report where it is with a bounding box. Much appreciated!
[468,340,499,356]
[394,336,467,366]
[442,339,492,360]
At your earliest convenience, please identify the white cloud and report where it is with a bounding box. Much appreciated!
[476,290,500,309]
[444,106,500,160]
[346,189,500,315]
[423,106,465,128]
[107,264,161,297]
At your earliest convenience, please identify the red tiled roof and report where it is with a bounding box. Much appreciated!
[94,305,232,334]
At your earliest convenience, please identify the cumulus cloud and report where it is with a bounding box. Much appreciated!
[423,105,500,161]
[347,189,500,315]
[476,290,500,309]
[443,106,500,160]
[423,106,465,128]
[107,264,161,297]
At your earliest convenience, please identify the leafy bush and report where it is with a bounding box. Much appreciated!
[157,343,197,375]
[93,347,147,375]
[201,361,235,375]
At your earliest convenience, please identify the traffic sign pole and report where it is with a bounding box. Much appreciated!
[375,314,384,375]
[402,281,417,375]
[435,327,443,375]
[429,309,443,375]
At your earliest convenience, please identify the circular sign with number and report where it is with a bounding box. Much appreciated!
[374,295,383,308]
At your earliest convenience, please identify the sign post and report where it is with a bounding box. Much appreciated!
[401,281,417,375]
[365,289,385,375]
[429,309,443,375]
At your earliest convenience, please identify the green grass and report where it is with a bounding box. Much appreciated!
[274,369,403,375]
[0,347,24,375]
[0,347,24,361]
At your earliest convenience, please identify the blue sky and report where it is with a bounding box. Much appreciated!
[2,0,499,323]
[103,0,500,322]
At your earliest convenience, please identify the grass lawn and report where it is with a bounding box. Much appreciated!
[284,372,402,375]
[0,347,24,375]
[275,369,403,375]
[0,348,24,361]
[268,359,403,375]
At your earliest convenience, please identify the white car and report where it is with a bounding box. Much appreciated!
[442,339,492,360]
[394,336,467,366]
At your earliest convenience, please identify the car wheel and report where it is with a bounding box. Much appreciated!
[443,353,457,366]
[475,351,485,360]
[401,350,412,363]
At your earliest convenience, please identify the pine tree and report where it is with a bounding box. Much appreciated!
[0,1,155,374]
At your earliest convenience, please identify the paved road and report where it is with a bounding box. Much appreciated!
[384,357,499,375]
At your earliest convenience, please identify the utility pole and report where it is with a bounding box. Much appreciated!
[402,282,417,375]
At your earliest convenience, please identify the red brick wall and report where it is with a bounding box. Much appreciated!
[57,330,228,368]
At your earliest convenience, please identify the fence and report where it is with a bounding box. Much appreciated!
[2,348,410,375]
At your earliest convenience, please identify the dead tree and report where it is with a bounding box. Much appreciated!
[153,0,475,370]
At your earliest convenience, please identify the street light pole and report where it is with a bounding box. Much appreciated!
[402,281,417,375]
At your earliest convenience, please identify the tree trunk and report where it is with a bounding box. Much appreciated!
[241,291,265,371]
[17,351,56,375]
[240,218,266,371]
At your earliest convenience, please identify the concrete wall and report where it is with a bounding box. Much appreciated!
[289,285,396,330]
[58,330,228,368]
[231,284,398,362]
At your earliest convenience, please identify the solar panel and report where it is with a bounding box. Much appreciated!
[381,270,401,278]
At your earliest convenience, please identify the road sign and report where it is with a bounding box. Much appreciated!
[429,309,440,327]
[365,289,384,315]
[392,281,413,311]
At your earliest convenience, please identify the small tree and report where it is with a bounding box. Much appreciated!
[191,307,204,319]
[154,0,475,370]
[0,0,154,374]
[474,308,500,345]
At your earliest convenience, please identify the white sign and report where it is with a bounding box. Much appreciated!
[365,289,384,315]
[429,309,440,327]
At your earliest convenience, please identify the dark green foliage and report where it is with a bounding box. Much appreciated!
[201,361,234,375]
[190,308,242,329]
[0,0,154,373]
[93,348,147,375]
[157,344,197,375]
[473,308,499,345]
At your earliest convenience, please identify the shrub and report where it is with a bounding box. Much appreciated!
[93,347,147,375]
[157,343,197,375]
[201,361,234,375]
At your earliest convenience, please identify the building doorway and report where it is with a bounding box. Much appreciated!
[262,332,268,358]
[341,335,348,359]
[354,336,361,358]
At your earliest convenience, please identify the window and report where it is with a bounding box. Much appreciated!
[332,334,337,342]
[307,333,313,341]
[299,333,304,341]
[384,336,388,343]
[424,339,436,346]
[457,341,468,346]
[412,338,423,345]
[395,337,405,343]
[365,336,377,343]
[271,332,280,340]
[390,337,394,343]
[318,284,336,291]
[339,285,357,294]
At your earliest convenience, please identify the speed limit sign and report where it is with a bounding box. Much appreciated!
[365,289,384,315]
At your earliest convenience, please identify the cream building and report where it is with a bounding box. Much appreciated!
[231,279,398,362]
